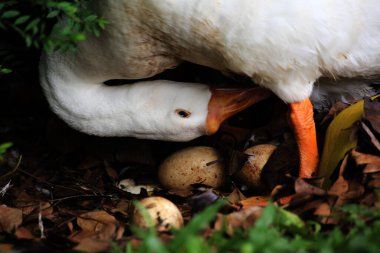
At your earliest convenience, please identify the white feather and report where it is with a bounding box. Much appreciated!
[40,0,380,140]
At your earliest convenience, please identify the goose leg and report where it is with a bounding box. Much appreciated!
[289,98,319,178]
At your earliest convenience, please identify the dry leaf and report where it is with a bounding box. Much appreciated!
[344,182,365,200]
[0,205,23,233]
[364,96,380,134]
[313,202,331,217]
[360,192,378,206]
[363,164,380,173]
[289,198,328,216]
[314,202,335,224]
[368,177,380,188]
[110,199,132,216]
[226,186,246,204]
[319,100,363,186]
[294,178,326,196]
[239,196,271,208]
[328,153,367,206]
[351,149,380,167]
[214,206,263,236]
[351,149,380,165]
[70,230,110,253]
[103,160,119,182]
[360,122,380,151]
[328,155,349,196]
[320,101,350,125]
[77,210,119,240]
[0,244,13,252]
[74,237,110,253]
[15,227,35,239]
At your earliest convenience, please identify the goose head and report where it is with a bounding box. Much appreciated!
[123,81,271,141]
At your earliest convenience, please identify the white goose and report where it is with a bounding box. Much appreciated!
[40,0,380,179]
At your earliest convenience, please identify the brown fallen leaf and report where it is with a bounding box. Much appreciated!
[363,164,380,173]
[360,192,378,206]
[214,206,263,236]
[364,96,380,134]
[328,155,349,196]
[314,202,336,224]
[313,202,331,217]
[110,199,132,216]
[360,121,380,151]
[77,210,122,240]
[351,149,380,167]
[288,198,329,217]
[343,181,365,201]
[0,244,13,252]
[15,227,35,239]
[294,178,326,196]
[320,101,350,125]
[226,186,246,204]
[328,152,368,207]
[350,149,380,173]
[0,205,23,233]
[21,202,54,220]
[239,196,271,208]
[103,160,119,182]
[70,230,110,253]
[368,175,380,188]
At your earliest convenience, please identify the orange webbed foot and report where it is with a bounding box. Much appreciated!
[289,98,319,178]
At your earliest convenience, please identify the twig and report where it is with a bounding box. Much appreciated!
[50,193,114,207]
[361,121,380,151]
[0,180,12,197]
[0,154,22,180]
[39,202,46,239]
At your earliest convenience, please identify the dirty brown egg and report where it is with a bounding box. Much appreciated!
[158,146,225,190]
[131,196,184,230]
[234,144,277,191]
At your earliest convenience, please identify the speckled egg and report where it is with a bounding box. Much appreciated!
[132,196,184,230]
[235,144,277,190]
[158,146,225,190]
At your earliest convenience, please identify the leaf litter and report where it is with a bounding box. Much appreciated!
[1,81,380,252]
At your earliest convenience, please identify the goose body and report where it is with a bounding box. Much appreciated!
[40,0,380,177]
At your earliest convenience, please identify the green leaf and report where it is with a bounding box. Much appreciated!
[46,10,60,18]
[276,207,305,230]
[2,10,20,19]
[33,39,40,48]
[92,28,100,37]
[319,94,380,187]
[25,35,32,47]
[84,14,97,22]
[59,25,71,35]
[0,67,12,74]
[97,18,108,29]
[57,2,77,15]
[73,32,86,41]
[0,142,12,156]
[169,200,225,250]
[25,18,40,33]
[14,15,30,25]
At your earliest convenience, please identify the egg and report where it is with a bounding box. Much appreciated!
[158,146,225,190]
[234,144,277,191]
[131,196,183,230]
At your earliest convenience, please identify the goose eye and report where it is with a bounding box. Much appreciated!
[175,109,192,118]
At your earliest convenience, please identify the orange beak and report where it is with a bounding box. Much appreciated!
[206,87,272,135]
